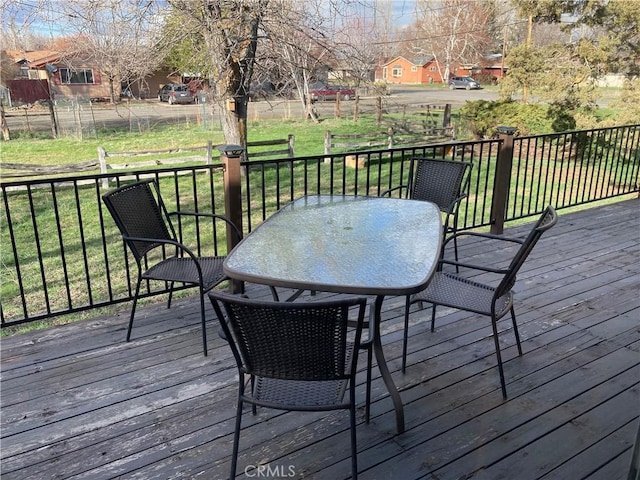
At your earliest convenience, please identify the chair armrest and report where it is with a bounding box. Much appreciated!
[443,192,467,214]
[443,230,525,249]
[123,235,206,278]
[440,230,524,273]
[169,210,243,242]
[438,258,510,275]
[380,185,409,198]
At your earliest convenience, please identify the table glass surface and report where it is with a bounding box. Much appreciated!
[224,195,442,295]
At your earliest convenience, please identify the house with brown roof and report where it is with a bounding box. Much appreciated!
[5,49,196,103]
[4,49,113,103]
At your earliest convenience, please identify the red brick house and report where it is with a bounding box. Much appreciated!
[375,55,506,85]
[375,56,441,84]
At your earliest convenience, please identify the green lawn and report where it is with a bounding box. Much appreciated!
[1,116,413,169]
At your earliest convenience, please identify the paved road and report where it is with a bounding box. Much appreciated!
[4,86,499,134]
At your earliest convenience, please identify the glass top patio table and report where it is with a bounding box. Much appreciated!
[224,194,442,296]
[223,194,443,433]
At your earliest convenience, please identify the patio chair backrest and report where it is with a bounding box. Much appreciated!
[496,205,558,298]
[209,293,367,382]
[102,180,175,261]
[410,158,473,214]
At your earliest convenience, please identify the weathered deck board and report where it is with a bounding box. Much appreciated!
[1,199,639,480]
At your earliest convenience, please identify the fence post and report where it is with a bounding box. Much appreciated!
[219,144,245,293]
[490,126,517,234]
[443,103,451,129]
[287,134,295,158]
[206,140,213,165]
[97,146,109,189]
[324,130,331,162]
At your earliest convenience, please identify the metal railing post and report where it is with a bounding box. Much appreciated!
[219,144,244,293]
[490,126,517,234]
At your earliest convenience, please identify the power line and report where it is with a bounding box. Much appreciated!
[372,20,528,45]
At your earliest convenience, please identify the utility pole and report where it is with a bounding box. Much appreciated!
[501,25,507,78]
[523,14,533,103]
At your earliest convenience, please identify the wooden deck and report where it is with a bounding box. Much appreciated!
[2,199,639,480]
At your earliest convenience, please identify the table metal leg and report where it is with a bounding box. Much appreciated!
[373,295,405,433]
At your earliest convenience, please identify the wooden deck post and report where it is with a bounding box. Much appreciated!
[219,144,244,293]
[491,126,517,234]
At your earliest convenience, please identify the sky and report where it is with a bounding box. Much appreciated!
[3,0,421,41]
[390,0,418,25]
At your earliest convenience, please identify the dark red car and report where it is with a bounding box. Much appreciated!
[310,85,356,102]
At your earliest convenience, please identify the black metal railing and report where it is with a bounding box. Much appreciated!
[1,124,638,327]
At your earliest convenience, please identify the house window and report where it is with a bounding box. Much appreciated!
[411,66,418,72]
[60,68,94,84]
[392,65,402,77]
[430,66,436,71]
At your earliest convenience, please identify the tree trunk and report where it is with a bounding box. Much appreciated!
[0,100,11,141]
[48,100,58,139]
[219,95,247,151]
[109,77,117,104]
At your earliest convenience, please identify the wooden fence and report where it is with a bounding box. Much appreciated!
[324,104,455,161]
[1,136,295,180]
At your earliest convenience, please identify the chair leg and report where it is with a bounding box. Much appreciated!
[250,375,257,415]
[430,304,437,332]
[349,386,359,480]
[365,340,372,424]
[199,288,208,356]
[510,306,523,356]
[453,235,460,273]
[230,389,244,480]
[402,295,411,374]
[126,278,142,342]
[167,281,175,309]
[452,214,461,273]
[269,286,280,302]
[490,315,508,399]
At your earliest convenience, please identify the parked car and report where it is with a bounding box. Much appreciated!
[248,81,276,101]
[448,76,481,90]
[157,83,195,104]
[310,85,356,102]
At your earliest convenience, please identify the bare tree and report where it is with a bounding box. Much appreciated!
[53,0,164,103]
[167,0,269,149]
[3,0,165,103]
[412,0,494,82]
[0,0,51,50]
[258,1,335,122]
[270,29,328,122]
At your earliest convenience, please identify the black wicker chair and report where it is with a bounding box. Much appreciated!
[209,293,369,480]
[402,206,558,397]
[381,157,473,263]
[102,180,241,356]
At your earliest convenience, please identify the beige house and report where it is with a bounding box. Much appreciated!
[5,49,113,101]
[5,49,185,102]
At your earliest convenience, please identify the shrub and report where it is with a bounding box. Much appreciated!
[459,99,579,138]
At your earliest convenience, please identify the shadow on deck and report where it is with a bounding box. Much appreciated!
[1,199,639,480]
